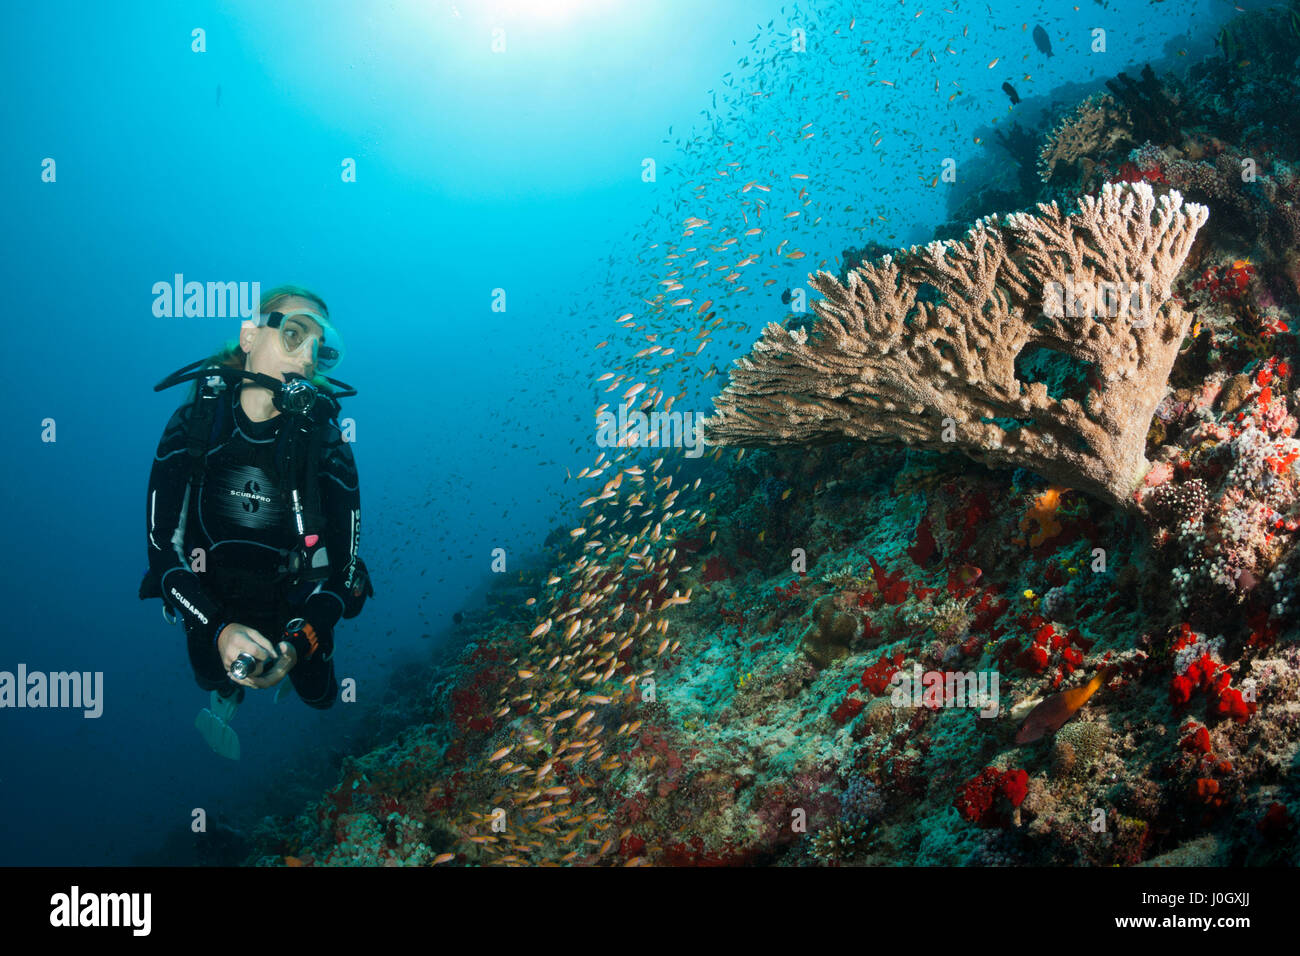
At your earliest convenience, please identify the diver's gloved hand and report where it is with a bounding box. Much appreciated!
[217,623,294,688]
[284,618,332,663]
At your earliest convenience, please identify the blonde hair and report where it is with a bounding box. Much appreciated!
[188,284,334,401]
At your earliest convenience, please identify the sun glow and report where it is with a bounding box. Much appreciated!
[450,0,606,23]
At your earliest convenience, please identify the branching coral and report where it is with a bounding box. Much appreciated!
[899,592,971,641]
[704,182,1209,511]
[820,563,871,589]
[1039,92,1135,183]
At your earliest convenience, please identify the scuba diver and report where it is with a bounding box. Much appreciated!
[140,286,373,759]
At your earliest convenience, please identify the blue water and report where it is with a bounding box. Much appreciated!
[0,0,1239,865]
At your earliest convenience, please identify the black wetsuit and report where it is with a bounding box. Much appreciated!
[146,382,361,708]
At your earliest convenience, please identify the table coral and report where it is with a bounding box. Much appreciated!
[705,183,1209,510]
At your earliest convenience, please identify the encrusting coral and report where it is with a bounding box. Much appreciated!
[704,182,1209,511]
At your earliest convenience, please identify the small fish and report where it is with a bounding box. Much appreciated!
[1001,82,1020,105]
[1015,665,1118,744]
[1032,25,1053,57]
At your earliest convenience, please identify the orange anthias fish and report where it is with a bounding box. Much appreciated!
[1015,664,1118,744]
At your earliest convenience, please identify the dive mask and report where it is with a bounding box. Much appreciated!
[256,309,345,372]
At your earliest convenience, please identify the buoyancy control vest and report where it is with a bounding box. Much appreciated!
[139,361,373,621]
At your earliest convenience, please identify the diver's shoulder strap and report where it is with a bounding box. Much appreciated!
[186,370,231,494]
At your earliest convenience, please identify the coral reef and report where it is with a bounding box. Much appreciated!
[704,182,1209,510]
[238,4,1300,871]
[1039,92,1135,185]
